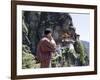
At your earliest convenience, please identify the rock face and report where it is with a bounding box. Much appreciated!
[22,11,89,68]
[23,11,74,54]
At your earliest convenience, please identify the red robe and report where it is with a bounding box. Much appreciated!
[36,37,56,68]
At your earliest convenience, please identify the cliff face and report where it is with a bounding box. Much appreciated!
[22,11,89,68]
[23,11,74,54]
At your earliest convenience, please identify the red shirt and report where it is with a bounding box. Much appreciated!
[36,37,56,61]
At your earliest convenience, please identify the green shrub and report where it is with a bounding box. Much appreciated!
[22,45,37,69]
[74,41,85,65]
[22,51,35,69]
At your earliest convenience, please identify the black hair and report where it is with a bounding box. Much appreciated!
[44,28,52,35]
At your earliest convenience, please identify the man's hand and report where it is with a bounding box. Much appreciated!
[51,38,56,49]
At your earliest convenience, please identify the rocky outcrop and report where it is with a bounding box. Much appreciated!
[23,11,74,54]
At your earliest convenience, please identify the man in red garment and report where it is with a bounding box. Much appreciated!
[36,28,56,68]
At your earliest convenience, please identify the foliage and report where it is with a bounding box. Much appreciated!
[74,41,85,65]
[22,51,35,69]
[22,45,40,69]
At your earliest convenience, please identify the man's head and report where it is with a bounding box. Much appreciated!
[44,28,52,38]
